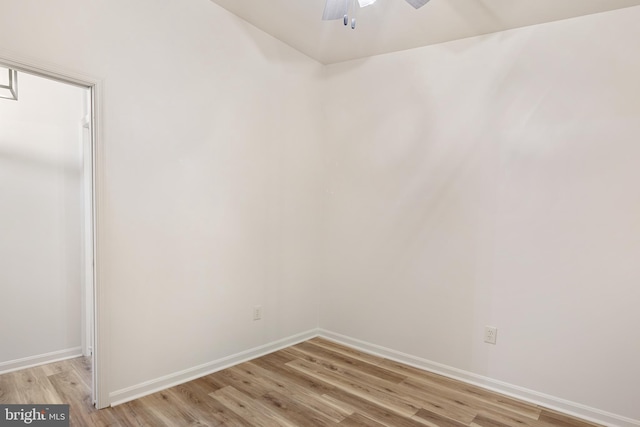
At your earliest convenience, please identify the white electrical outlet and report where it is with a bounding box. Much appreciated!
[253,305,262,321]
[484,326,497,344]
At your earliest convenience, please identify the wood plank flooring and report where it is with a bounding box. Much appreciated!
[0,338,601,427]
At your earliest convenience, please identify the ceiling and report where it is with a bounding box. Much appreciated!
[209,0,640,64]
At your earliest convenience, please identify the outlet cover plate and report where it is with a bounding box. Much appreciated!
[484,326,497,344]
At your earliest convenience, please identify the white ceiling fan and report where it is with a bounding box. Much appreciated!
[323,0,431,29]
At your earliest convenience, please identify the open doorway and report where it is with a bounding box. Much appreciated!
[0,64,97,404]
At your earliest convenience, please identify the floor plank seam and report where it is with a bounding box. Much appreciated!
[0,346,605,427]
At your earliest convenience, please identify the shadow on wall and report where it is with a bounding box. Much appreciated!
[0,147,82,175]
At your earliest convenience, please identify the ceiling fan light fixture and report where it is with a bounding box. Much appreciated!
[322,0,349,20]
[0,67,18,101]
[405,0,431,9]
[324,0,431,29]
[357,0,377,7]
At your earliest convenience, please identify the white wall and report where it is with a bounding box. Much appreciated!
[0,0,324,399]
[0,71,85,365]
[321,6,640,422]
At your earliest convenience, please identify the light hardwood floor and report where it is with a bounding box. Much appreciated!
[0,337,600,427]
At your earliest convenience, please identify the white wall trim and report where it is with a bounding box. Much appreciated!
[109,329,320,407]
[0,348,83,375]
[318,329,640,427]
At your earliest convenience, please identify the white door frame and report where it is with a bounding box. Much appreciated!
[0,52,109,409]
[81,116,93,359]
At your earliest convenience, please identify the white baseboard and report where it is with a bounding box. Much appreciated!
[0,347,83,375]
[109,329,320,406]
[318,329,639,427]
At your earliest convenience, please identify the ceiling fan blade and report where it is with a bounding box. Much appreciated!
[323,0,349,20]
[405,0,431,9]
[358,0,377,7]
